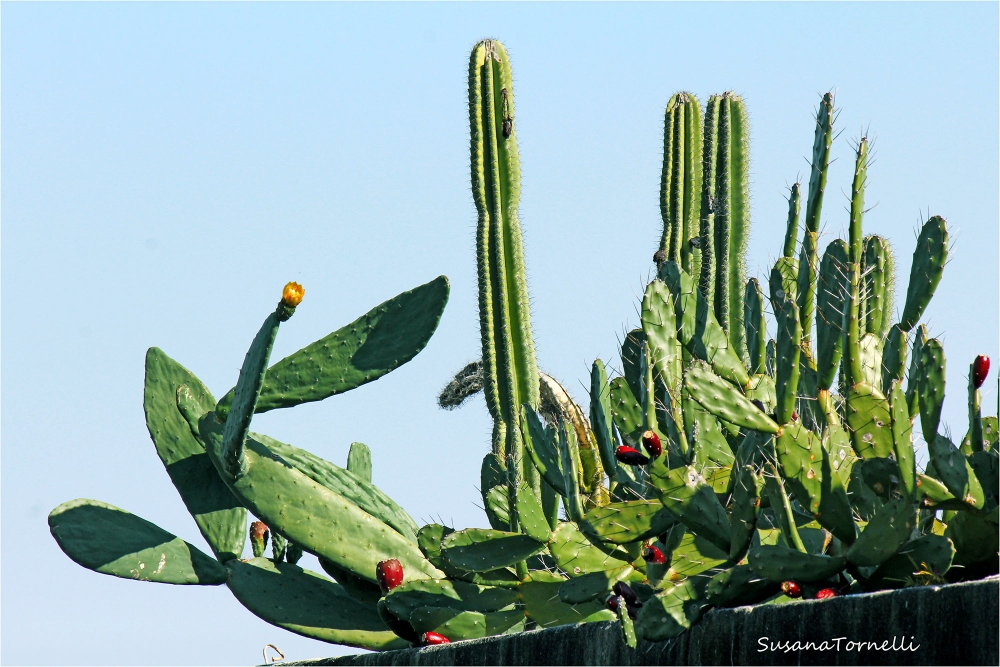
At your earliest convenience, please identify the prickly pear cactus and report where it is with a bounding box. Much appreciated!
[51,279,451,651]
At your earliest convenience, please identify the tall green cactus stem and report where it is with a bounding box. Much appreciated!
[470,40,540,483]
[861,235,895,339]
[744,279,767,375]
[906,325,929,417]
[660,92,703,276]
[796,92,835,348]
[781,183,801,259]
[917,339,947,441]
[881,325,909,391]
[816,239,849,423]
[708,93,750,363]
[698,97,719,304]
[844,137,869,390]
[773,297,802,425]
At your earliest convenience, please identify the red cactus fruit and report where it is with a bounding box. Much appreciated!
[421,632,450,646]
[615,445,650,466]
[613,581,642,608]
[816,588,838,599]
[791,410,798,422]
[781,580,802,598]
[642,545,667,564]
[641,430,662,458]
[973,355,990,389]
[376,558,404,594]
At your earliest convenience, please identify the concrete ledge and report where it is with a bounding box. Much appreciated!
[288,577,999,666]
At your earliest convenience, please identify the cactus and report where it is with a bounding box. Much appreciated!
[51,279,453,650]
[700,93,751,363]
[659,92,703,277]
[50,43,997,655]
[469,39,539,473]
[796,92,835,351]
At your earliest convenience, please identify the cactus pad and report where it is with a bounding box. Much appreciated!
[441,529,546,572]
[408,607,524,640]
[684,360,778,434]
[517,571,615,628]
[48,499,226,585]
[635,577,710,642]
[846,498,917,567]
[217,277,450,417]
[226,557,406,650]
[899,216,948,332]
[347,442,373,483]
[648,460,732,553]
[558,564,633,604]
[548,522,631,575]
[144,348,245,562]
[580,500,677,545]
[748,544,846,583]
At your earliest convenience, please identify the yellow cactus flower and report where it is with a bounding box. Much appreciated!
[282,282,305,307]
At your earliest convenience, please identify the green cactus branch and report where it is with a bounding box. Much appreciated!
[660,92,703,276]
[796,92,835,349]
[470,39,540,479]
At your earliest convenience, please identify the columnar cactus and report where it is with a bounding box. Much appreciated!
[659,92,703,276]
[467,41,547,564]
[701,92,751,363]
[470,39,540,464]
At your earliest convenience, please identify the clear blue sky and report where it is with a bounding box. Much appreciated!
[3,2,997,664]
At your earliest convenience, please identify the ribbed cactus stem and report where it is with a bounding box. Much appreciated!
[709,93,750,361]
[640,341,657,435]
[469,40,540,484]
[744,278,767,375]
[861,235,895,339]
[816,239,849,391]
[796,93,835,348]
[781,183,801,259]
[698,96,720,304]
[844,137,869,388]
[659,92,703,277]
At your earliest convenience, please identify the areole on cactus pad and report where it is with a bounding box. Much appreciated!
[49,38,997,654]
